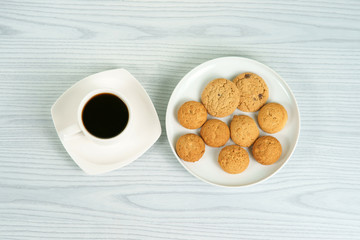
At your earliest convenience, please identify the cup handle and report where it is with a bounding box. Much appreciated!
[60,124,83,140]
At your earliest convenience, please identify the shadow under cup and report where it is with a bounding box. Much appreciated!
[81,93,129,139]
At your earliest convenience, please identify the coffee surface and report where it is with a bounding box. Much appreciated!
[82,93,129,139]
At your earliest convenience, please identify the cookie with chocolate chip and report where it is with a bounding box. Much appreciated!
[233,72,269,112]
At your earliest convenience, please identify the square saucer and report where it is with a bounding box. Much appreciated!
[51,69,161,174]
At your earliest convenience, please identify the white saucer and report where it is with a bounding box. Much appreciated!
[166,57,300,187]
[51,69,161,174]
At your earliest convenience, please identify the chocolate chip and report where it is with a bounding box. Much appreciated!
[245,74,251,78]
[258,94,263,99]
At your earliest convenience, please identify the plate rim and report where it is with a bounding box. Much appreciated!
[165,56,301,188]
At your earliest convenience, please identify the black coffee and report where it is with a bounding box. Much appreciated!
[82,93,129,139]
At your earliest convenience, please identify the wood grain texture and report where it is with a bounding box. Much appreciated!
[1,0,360,239]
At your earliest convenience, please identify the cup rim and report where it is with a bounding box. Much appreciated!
[77,89,131,144]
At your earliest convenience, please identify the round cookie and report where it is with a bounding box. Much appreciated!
[177,101,207,129]
[218,145,249,174]
[258,103,288,133]
[176,134,205,162]
[230,115,259,147]
[200,119,230,147]
[233,72,269,112]
[252,136,282,165]
[201,78,240,117]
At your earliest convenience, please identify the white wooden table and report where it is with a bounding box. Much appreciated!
[1,1,360,239]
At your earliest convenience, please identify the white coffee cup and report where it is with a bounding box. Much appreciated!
[59,88,131,145]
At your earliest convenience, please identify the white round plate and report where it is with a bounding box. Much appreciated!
[166,57,300,187]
